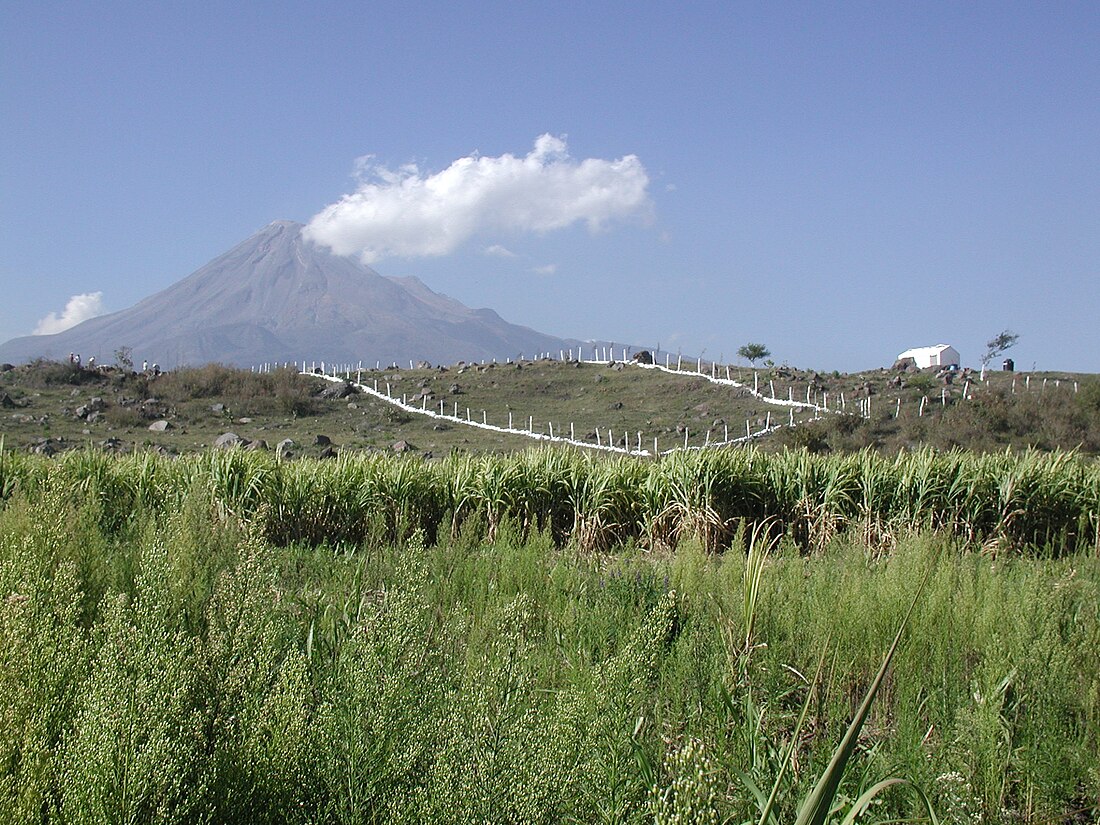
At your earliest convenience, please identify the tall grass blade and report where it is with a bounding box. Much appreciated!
[793,555,937,825]
[757,648,827,825]
[837,778,941,825]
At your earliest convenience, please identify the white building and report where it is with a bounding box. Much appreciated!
[896,344,960,369]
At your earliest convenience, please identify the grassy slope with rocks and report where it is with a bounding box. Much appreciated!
[2,358,1099,458]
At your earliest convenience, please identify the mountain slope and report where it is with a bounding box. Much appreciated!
[0,221,579,368]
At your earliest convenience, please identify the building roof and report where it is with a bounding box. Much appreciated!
[898,343,957,360]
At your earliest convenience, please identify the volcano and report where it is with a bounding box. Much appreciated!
[0,221,581,368]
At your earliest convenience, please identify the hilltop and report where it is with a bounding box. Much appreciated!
[2,356,1098,458]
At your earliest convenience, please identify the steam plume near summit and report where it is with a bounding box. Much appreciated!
[304,135,651,263]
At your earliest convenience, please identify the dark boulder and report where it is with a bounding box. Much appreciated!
[320,381,357,400]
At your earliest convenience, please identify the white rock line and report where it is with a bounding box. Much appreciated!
[307,361,799,458]
[583,358,831,414]
[313,373,652,456]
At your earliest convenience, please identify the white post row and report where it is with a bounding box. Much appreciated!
[304,343,846,457]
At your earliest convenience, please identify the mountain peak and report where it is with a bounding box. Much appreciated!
[0,220,578,368]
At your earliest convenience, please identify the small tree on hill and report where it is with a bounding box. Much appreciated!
[980,329,1019,380]
[114,346,134,373]
[738,343,770,367]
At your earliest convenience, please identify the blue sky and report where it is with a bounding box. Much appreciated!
[2,1,1098,371]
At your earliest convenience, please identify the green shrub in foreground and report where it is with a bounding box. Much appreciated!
[0,480,1097,823]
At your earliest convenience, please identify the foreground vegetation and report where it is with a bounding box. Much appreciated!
[0,447,1098,822]
[2,445,1097,555]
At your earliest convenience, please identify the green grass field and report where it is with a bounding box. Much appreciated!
[0,447,1098,823]
[2,360,1099,822]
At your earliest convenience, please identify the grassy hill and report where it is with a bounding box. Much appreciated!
[1,356,1098,458]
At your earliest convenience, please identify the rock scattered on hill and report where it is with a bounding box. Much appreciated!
[319,381,357,400]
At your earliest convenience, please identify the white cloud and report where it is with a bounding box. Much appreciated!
[532,264,557,276]
[304,134,652,263]
[33,292,106,335]
[484,244,517,258]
